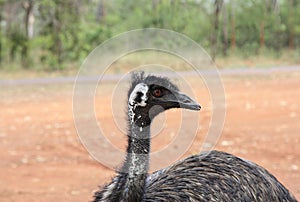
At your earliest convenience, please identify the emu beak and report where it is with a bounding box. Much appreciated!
[156,90,201,111]
[175,92,201,111]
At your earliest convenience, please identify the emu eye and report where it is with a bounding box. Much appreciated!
[152,89,163,97]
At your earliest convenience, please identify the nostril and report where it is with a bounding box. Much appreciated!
[183,99,191,103]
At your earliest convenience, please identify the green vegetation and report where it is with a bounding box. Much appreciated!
[0,0,300,71]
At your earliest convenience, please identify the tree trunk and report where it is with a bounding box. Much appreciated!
[273,0,281,51]
[23,0,34,39]
[230,0,236,51]
[222,2,228,56]
[96,0,105,23]
[259,0,267,49]
[259,20,265,48]
[288,0,294,50]
[0,5,2,64]
[211,0,223,61]
[152,0,160,10]
[54,6,63,64]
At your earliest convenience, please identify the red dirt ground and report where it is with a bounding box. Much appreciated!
[0,72,299,201]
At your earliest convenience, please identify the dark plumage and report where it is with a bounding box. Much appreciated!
[93,72,297,202]
[145,151,296,201]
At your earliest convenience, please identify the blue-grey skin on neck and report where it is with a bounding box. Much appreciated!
[120,123,150,201]
[120,83,151,201]
[98,83,152,202]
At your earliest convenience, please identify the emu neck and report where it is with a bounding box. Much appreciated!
[121,122,151,201]
[125,123,150,174]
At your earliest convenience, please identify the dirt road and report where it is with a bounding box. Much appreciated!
[0,70,299,201]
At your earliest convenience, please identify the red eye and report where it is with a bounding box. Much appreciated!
[153,89,162,97]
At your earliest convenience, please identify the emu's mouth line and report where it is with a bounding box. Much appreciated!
[173,92,201,111]
[179,102,201,111]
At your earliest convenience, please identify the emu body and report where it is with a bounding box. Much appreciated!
[93,72,297,202]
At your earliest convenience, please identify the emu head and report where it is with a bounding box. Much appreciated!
[127,72,201,127]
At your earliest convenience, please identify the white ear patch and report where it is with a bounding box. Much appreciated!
[128,83,148,123]
[129,83,149,108]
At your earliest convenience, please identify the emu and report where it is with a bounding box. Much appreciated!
[93,72,297,202]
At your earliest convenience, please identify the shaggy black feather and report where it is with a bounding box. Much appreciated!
[93,72,298,202]
[128,72,179,98]
[144,150,297,201]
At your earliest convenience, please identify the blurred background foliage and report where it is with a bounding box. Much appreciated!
[0,0,299,71]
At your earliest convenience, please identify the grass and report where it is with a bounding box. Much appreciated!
[1,49,299,80]
[215,49,300,69]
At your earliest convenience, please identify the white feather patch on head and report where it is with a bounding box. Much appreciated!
[128,83,149,123]
[129,83,148,107]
